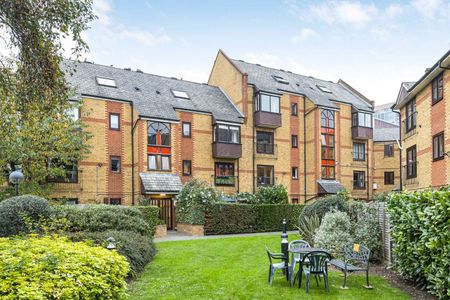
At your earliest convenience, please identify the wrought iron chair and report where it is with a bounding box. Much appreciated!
[300,251,331,293]
[330,244,372,289]
[265,246,289,287]
[288,240,310,286]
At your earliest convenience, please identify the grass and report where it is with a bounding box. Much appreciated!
[128,234,409,300]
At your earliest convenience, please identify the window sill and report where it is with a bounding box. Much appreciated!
[433,156,445,162]
[432,98,443,106]
[353,187,366,190]
[353,159,366,162]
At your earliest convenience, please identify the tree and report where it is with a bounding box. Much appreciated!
[0,1,96,198]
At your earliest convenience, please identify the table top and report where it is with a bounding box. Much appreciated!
[288,247,329,254]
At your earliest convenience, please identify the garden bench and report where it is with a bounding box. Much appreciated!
[330,244,372,289]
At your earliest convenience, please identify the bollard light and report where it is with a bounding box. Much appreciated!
[9,170,24,196]
[281,219,289,280]
[106,237,116,250]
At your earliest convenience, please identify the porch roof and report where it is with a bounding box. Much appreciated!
[317,179,345,194]
[140,173,183,194]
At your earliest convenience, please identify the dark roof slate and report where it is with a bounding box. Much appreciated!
[230,59,373,111]
[373,127,399,142]
[140,173,183,194]
[317,180,345,194]
[63,60,244,124]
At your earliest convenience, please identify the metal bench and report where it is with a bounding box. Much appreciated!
[330,244,372,289]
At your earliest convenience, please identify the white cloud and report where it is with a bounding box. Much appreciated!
[411,0,443,18]
[117,28,171,46]
[291,28,317,43]
[309,1,378,26]
[385,3,405,18]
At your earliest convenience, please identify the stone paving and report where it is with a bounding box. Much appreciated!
[154,230,299,243]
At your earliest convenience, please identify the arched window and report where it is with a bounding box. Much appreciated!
[321,110,334,129]
[148,122,170,146]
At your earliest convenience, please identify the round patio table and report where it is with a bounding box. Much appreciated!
[288,247,330,288]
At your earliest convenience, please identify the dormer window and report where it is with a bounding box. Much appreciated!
[272,75,289,84]
[172,90,190,99]
[317,85,332,93]
[96,77,116,87]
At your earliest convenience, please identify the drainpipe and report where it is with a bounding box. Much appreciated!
[366,139,370,200]
[252,88,256,193]
[131,103,140,206]
[303,96,307,203]
[237,158,240,193]
[392,109,402,191]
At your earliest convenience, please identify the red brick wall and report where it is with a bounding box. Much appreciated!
[106,101,124,200]
[431,98,446,186]
[290,95,300,197]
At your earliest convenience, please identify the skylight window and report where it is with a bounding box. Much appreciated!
[272,75,289,85]
[96,77,116,87]
[317,85,332,93]
[172,90,190,99]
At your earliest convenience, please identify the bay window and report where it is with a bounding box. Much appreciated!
[214,124,240,144]
[256,94,280,114]
[352,112,373,128]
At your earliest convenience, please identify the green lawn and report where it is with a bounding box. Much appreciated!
[128,234,409,300]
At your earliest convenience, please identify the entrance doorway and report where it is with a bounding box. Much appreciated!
[149,196,176,230]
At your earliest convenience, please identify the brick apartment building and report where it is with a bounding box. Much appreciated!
[394,49,450,190]
[51,50,406,219]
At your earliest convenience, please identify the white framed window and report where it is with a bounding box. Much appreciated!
[172,90,190,99]
[96,77,116,87]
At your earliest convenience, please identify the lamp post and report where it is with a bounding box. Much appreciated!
[281,219,289,280]
[9,170,24,196]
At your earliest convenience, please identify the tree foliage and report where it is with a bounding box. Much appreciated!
[0,1,95,194]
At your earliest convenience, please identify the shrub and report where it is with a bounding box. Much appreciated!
[204,203,303,234]
[373,192,392,202]
[0,235,129,299]
[256,184,288,204]
[297,214,321,246]
[0,195,51,237]
[314,211,353,256]
[68,230,156,278]
[52,205,151,237]
[299,195,348,221]
[347,201,381,259]
[176,179,219,225]
[235,192,258,204]
[136,205,164,236]
[388,189,450,299]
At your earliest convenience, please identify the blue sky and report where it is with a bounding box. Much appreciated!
[78,0,450,104]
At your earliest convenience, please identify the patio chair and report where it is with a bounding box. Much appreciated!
[300,251,331,293]
[265,246,289,287]
[330,244,372,289]
[288,240,310,286]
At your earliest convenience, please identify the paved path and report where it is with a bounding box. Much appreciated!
[155,230,299,242]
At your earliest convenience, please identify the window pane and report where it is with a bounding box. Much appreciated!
[271,96,280,113]
[183,123,190,136]
[148,155,157,170]
[183,160,191,175]
[230,127,239,143]
[218,125,229,142]
[261,95,271,112]
[161,156,170,170]
[160,133,170,146]
[111,157,120,172]
[67,106,79,121]
[291,103,297,115]
[110,114,119,129]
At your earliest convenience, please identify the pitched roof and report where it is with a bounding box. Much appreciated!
[140,173,183,194]
[63,60,244,124]
[373,127,399,142]
[229,58,373,111]
[317,180,345,194]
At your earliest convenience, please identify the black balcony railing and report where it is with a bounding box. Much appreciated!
[215,175,235,186]
[47,170,78,183]
[256,143,275,154]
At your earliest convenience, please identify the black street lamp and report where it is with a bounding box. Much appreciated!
[9,170,24,196]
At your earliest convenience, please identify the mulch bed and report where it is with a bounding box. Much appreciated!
[369,265,436,300]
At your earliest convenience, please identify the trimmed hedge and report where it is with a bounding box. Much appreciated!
[136,206,164,236]
[388,189,450,299]
[299,195,348,221]
[52,204,151,237]
[204,203,304,235]
[0,195,51,237]
[68,230,156,279]
[0,235,129,299]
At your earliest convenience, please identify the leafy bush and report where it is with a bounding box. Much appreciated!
[176,179,219,225]
[136,205,164,236]
[204,203,303,234]
[314,211,353,256]
[256,184,288,204]
[68,230,156,278]
[0,235,129,299]
[235,192,258,204]
[297,214,321,246]
[52,204,151,237]
[299,195,348,221]
[0,195,51,237]
[347,201,381,259]
[388,189,450,299]
[373,192,392,202]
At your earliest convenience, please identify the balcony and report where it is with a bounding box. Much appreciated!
[212,142,242,159]
[352,126,373,140]
[215,175,235,186]
[254,111,281,128]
